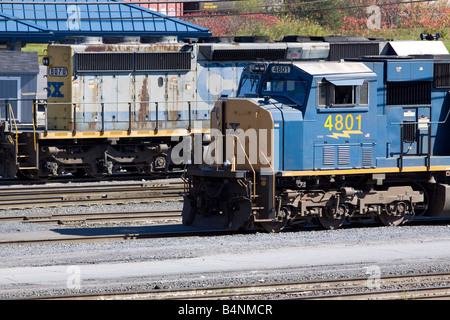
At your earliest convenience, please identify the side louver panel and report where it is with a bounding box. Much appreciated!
[76,52,191,72]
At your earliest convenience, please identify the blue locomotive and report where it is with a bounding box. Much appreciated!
[182,53,450,231]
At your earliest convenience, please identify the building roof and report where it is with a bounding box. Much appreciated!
[0,0,210,44]
[0,51,39,73]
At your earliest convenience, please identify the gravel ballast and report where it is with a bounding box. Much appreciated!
[1,178,450,299]
[0,214,450,298]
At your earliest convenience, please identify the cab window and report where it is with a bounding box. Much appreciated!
[237,74,259,97]
[262,79,308,106]
[318,81,369,107]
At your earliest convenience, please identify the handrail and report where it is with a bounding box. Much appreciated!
[31,101,37,151]
[24,99,217,105]
[232,134,256,198]
[0,99,212,135]
[8,103,18,155]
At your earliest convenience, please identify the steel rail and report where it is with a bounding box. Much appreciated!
[0,182,184,210]
[302,286,450,300]
[0,181,183,194]
[0,209,182,225]
[0,226,241,246]
[27,273,450,300]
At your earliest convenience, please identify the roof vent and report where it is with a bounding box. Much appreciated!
[62,36,103,44]
[103,36,140,44]
[141,36,178,44]
[234,36,270,43]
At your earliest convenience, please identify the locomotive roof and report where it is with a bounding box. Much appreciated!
[291,61,376,77]
[385,41,448,56]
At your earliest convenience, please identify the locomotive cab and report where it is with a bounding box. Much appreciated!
[183,61,385,231]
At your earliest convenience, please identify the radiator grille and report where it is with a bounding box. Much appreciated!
[434,63,450,88]
[386,81,431,105]
[402,121,417,143]
[76,52,191,72]
[135,52,191,71]
[362,147,373,167]
[329,43,380,61]
[76,53,133,71]
[337,146,350,165]
[211,49,286,61]
[323,146,335,166]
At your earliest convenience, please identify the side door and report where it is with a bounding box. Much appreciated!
[0,77,21,122]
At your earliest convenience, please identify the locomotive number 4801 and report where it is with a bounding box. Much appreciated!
[324,114,362,131]
[271,65,291,73]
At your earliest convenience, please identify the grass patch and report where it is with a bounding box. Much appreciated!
[22,43,47,63]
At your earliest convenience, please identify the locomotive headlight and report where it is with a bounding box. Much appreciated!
[42,56,52,66]
[203,133,212,142]
[250,63,266,73]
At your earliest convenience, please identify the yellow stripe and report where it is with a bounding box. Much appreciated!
[39,129,208,140]
[282,166,450,177]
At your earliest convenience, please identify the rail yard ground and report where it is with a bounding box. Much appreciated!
[0,180,449,302]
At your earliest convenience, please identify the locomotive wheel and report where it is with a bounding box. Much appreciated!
[261,208,288,233]
[317,206,346,230]
[182,195,197,226]
[378,202,407,226]
[317,215,345,230]
[290,218,310,229]
[261,220,287,233]
[85,167,106,179]
[378,212,405,226]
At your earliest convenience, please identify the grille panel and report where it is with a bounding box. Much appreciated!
[76,52,191,72]
[386,81,431,105]
[329,43,380,61]
[323,146,335,166]
[362,147,373,167]
[211,49,286,61]
[434,63,450,88]
[337,146,350,165]
[76,53,133,71]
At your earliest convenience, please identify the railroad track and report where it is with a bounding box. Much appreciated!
[0,209,182,225]
[0,181,184,210]
[2,214,450,246]
[0,222,240,245]
[31,273,450,300]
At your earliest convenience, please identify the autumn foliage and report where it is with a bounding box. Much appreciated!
[183,0,449,41]
[338,1,450,37]
[184,12,281,37]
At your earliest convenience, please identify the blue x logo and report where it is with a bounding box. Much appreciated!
[47,82,64,98]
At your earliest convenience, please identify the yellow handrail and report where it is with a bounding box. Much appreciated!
[8,103,18,155]
[31,102,37,151]
[233,135,256,198]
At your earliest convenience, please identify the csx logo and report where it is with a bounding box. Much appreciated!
[47,82,64,98]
